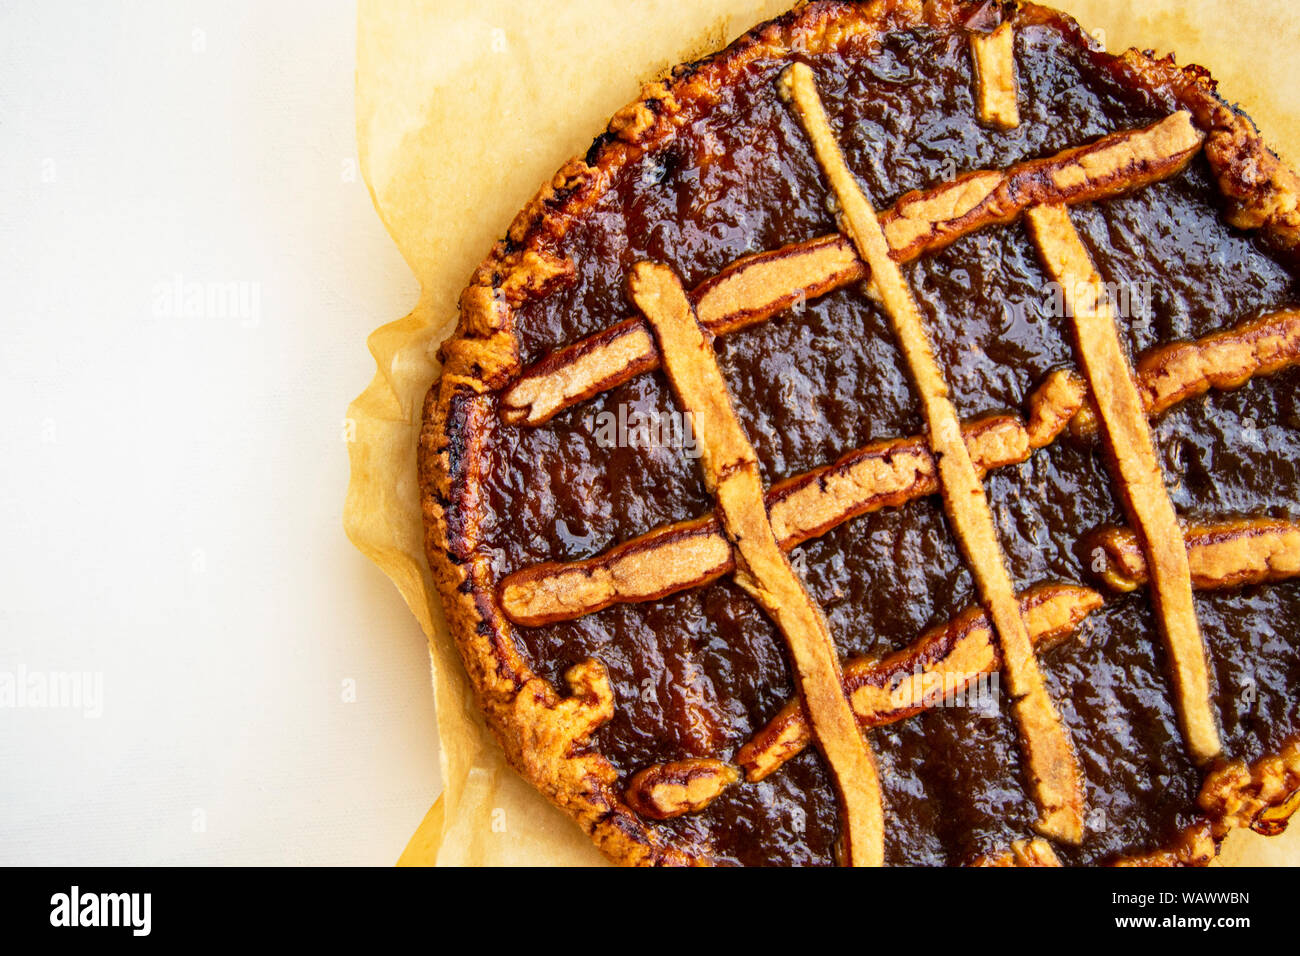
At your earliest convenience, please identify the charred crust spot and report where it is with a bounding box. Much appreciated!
[442,391,472,488]
[584,131,618,168]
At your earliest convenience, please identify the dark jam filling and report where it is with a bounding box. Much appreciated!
[477,19,1300,864]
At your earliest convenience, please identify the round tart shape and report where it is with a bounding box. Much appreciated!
[420,0,1300,866]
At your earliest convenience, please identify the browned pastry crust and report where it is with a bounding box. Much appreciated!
[418,0,1300,865]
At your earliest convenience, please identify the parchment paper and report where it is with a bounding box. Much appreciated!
[345,0,1300,866]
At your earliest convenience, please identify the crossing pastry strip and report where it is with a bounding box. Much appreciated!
[501,309,1300,626]
[1089,518,1300,593]
[501,376,1079,626]
[783,60,1084,844]
[970,22,1021,130]
[501,113,1205,425]
[1027,203,1222,766]
[737,584,1103,784]
[1071,309,1300,437]
[629,261,884,867]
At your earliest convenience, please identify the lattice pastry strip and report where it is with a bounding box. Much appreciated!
[970,21,1021,130]
[1089,518,1300,593]
[1026,204,1221,764]
[628,261,885,866]
[1073,309,1300,437]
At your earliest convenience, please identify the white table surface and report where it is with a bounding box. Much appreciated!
[0,0,441,864]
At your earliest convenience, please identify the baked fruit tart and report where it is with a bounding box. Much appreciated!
[418,0,1300,865]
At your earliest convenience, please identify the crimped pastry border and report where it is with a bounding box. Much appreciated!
[417,0,1300,866]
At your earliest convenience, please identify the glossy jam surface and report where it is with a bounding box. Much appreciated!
[476,20,1300,864]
